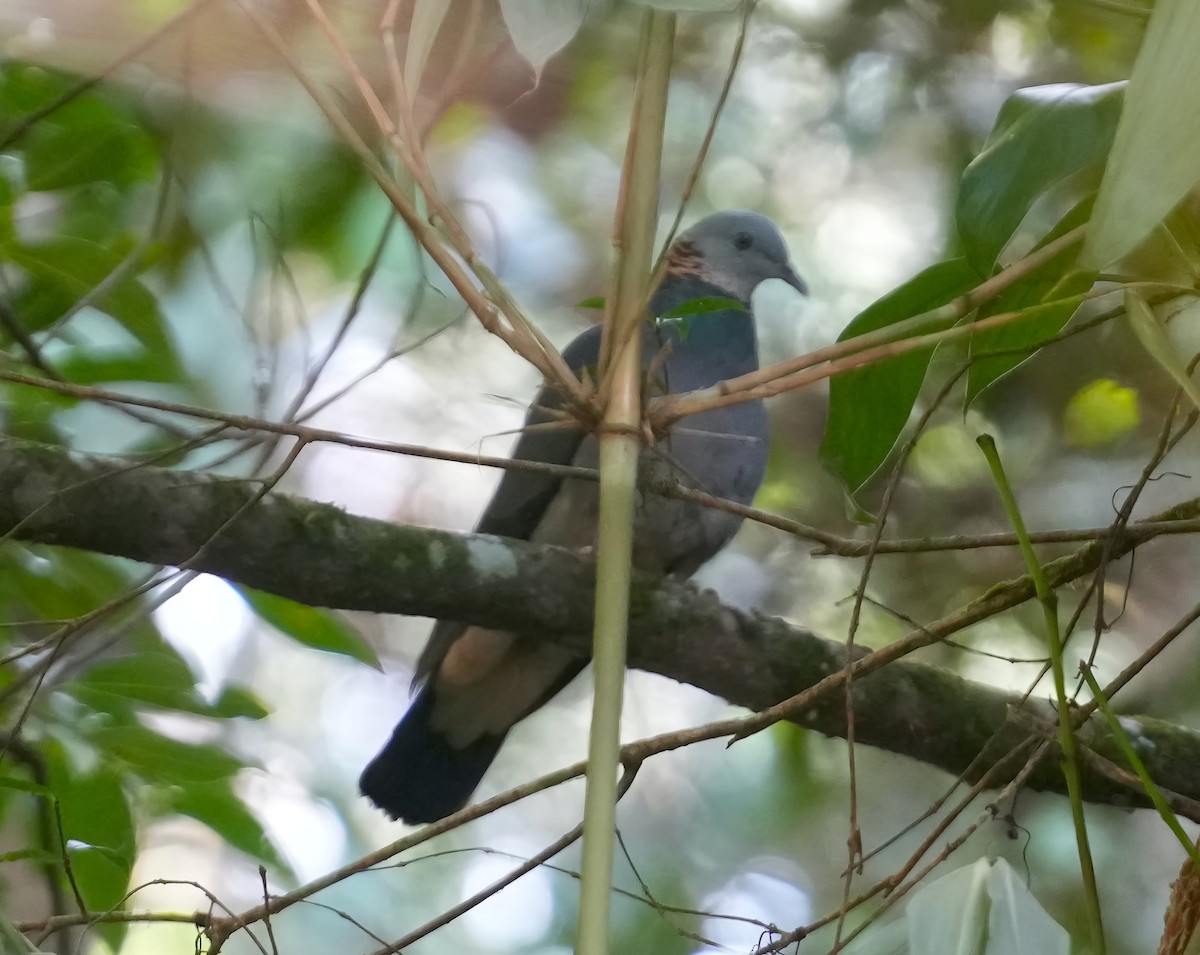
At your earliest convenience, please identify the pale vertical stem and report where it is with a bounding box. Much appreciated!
[977,435,1106,954]
[576,11,674,955]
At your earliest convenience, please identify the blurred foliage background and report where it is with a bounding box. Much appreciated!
[2,0,1199,953]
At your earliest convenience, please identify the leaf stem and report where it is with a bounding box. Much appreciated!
[1079,665,1200,865]
[977,434,1106,954]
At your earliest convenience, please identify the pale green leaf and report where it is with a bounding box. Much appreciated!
[1125,290,1200,411]
[404,0,451,95]
[906,857,989,954]
[985,859,1070,955]
[1082,0,1200,268]
[499,0,589,74]
[844,858,1068,955]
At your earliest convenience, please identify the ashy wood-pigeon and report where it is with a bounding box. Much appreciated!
[360,210,807,823]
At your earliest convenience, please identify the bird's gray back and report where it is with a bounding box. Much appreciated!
[418,281,768,683]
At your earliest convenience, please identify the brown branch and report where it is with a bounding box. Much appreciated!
[650,226,1092,425]
[3,435,1200,820]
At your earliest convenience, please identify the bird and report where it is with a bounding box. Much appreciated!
[360,210,807,824]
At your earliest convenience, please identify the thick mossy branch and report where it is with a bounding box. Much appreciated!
[2,436,1199,812]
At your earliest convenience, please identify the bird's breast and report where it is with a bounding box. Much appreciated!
[528,395,768,577]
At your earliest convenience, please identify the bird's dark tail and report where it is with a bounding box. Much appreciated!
[359,686,505,825]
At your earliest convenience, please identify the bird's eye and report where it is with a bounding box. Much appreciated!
[733,231,753,251]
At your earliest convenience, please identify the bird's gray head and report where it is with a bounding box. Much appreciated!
[671,210,808,304]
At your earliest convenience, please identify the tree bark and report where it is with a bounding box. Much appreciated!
[3,435,1198,815]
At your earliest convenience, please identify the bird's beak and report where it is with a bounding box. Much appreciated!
[781,264,808,296]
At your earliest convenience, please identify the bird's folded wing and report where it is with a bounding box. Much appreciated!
[414,324,603,687]
[475,324,601,539]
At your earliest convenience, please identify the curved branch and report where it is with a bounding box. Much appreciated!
[2,436,1200,812]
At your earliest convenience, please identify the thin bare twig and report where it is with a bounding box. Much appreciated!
[367,768,639,954]
[230,0,585,408]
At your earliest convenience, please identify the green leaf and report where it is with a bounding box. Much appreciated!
[820,258,979,494]
[654,297,748,344]
[956,82,1123,274]
[55,348,186,386]
[23,110,157,193]
[5,237,180,369]
[45,743,135,934]
[1125,290,1200,411]
[165,782,295,882]
[238,587,381,669]
[209,686,270,720]
[657,296,747,319]
[0,379,70,444]
[70,649,267,721]
[87,724,244,783]
[634,0,738,9]
[0,777,50,797]
[576,296,605,309]
[1083,0,1200,268]
[2,546,141,620]
[72,652,201,713]
[0,172,14,247]
[965,197,1096,404]
[0,63,157,191]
